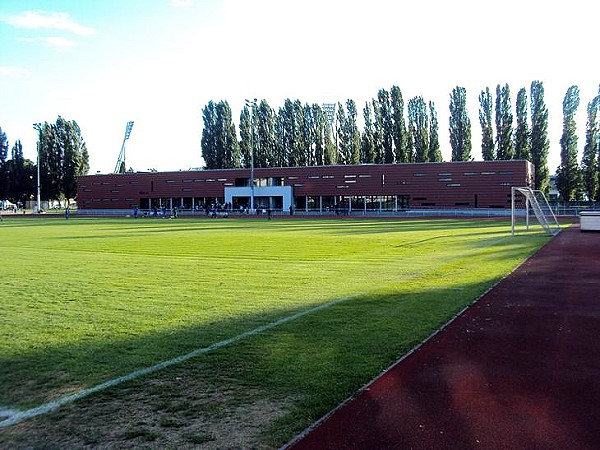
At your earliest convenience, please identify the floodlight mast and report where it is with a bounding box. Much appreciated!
[114,121,134,173]
[245,99,257,213]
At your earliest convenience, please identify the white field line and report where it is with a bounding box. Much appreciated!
[0,294,361,428]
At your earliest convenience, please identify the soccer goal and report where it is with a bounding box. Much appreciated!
[511,187,560,236]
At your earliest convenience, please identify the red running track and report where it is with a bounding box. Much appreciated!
[287,224,600,450]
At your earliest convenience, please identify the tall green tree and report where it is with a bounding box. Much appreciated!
[255,100,275,167]
[530,80,550,192]
[201,101,218,168]
[335,102,349,164]
[478,87,495,160]
[201,101,239,169]
[371,99,384,163]
[556,85,582,201]
[495,83,514,160]
[514,87,531,160]
[580,89,600,201]
[311,103,330,166]
[0,127,8,163]
[0,126,9,199]
[377,89,395,163]
[58,118,89,200]
[34,117,89,203]
[449,86,472,161]
[408,96,429,162]
[361,102,376,163]
[390,86,409,162]
[428,101,442,162]
[292,101,307,166]
[345,99,360,165]
[239,105,252,168]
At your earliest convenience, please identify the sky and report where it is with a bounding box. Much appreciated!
[1,0,598,175]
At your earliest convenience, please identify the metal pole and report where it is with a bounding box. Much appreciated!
[33,123,42,213]
[245,99,257,214]
[511,187,515,236]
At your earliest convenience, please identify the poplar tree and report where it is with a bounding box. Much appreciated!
[580,89,600,201]
[390,86,408,162]
[530,80,550,192]
[556,85,581,201]
[478,87,495,160]
[495,84,514,160]
[377,89,395,163]
[449,86,472,161]
[201,101,217,168]
[361,102,376,163]
[428,101,442,162]
[345,99,361,165]
[239,106,252,168]
[335,101,348,164]
[408,96,429,162]
[514,88,531,160]
[372,99,384,163]
[0,127,9,200]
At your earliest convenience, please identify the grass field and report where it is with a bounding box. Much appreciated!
[0,216,550,448]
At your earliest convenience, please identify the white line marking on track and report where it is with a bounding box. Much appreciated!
[0,293,362,428]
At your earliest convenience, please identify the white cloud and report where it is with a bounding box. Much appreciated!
[19,36,76,50]
[0,65,30,77]
[3,11,95,36]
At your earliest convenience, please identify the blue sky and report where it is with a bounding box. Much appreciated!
[1,0,598,174]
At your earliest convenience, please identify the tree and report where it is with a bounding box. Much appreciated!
[377,89,395,163]
[292,101,307,166]
[408,96,429,162]
[428,101,442,162]
[361,102,376,163]
[0,127,8,163]
[495,83,514,160]
[345,100,360,165]
[556,85,581,201]
[530,80,550,192]
[201,101,239,169]
[335,102,348,164]
[390,86,409,162]
[478,87,495,160]
[239,106,252,168]
[255,100,275,167]
[514,88,531,160]
[449,86,472,161]
[310,104,325,166]
[581,90,600,201]
[371,99,384,163]
[0,126,9,199]
[201,101,218,168]
[59,118,89,200]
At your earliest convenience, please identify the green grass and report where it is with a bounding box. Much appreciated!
[0,216,549,444]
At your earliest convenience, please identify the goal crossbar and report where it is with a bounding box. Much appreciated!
[511,187,560,236]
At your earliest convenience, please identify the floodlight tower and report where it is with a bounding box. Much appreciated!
[114,121,134,173]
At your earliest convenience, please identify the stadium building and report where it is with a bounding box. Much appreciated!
[76,160,534,215]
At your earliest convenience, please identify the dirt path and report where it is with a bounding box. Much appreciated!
[287,224,600,450]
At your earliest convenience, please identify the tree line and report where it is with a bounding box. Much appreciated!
[0,116,89,208]
[202,81,600,199]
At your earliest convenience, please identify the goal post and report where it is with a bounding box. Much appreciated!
[511,187,560,236]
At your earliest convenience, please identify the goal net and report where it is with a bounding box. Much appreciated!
[511,187,560,236]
